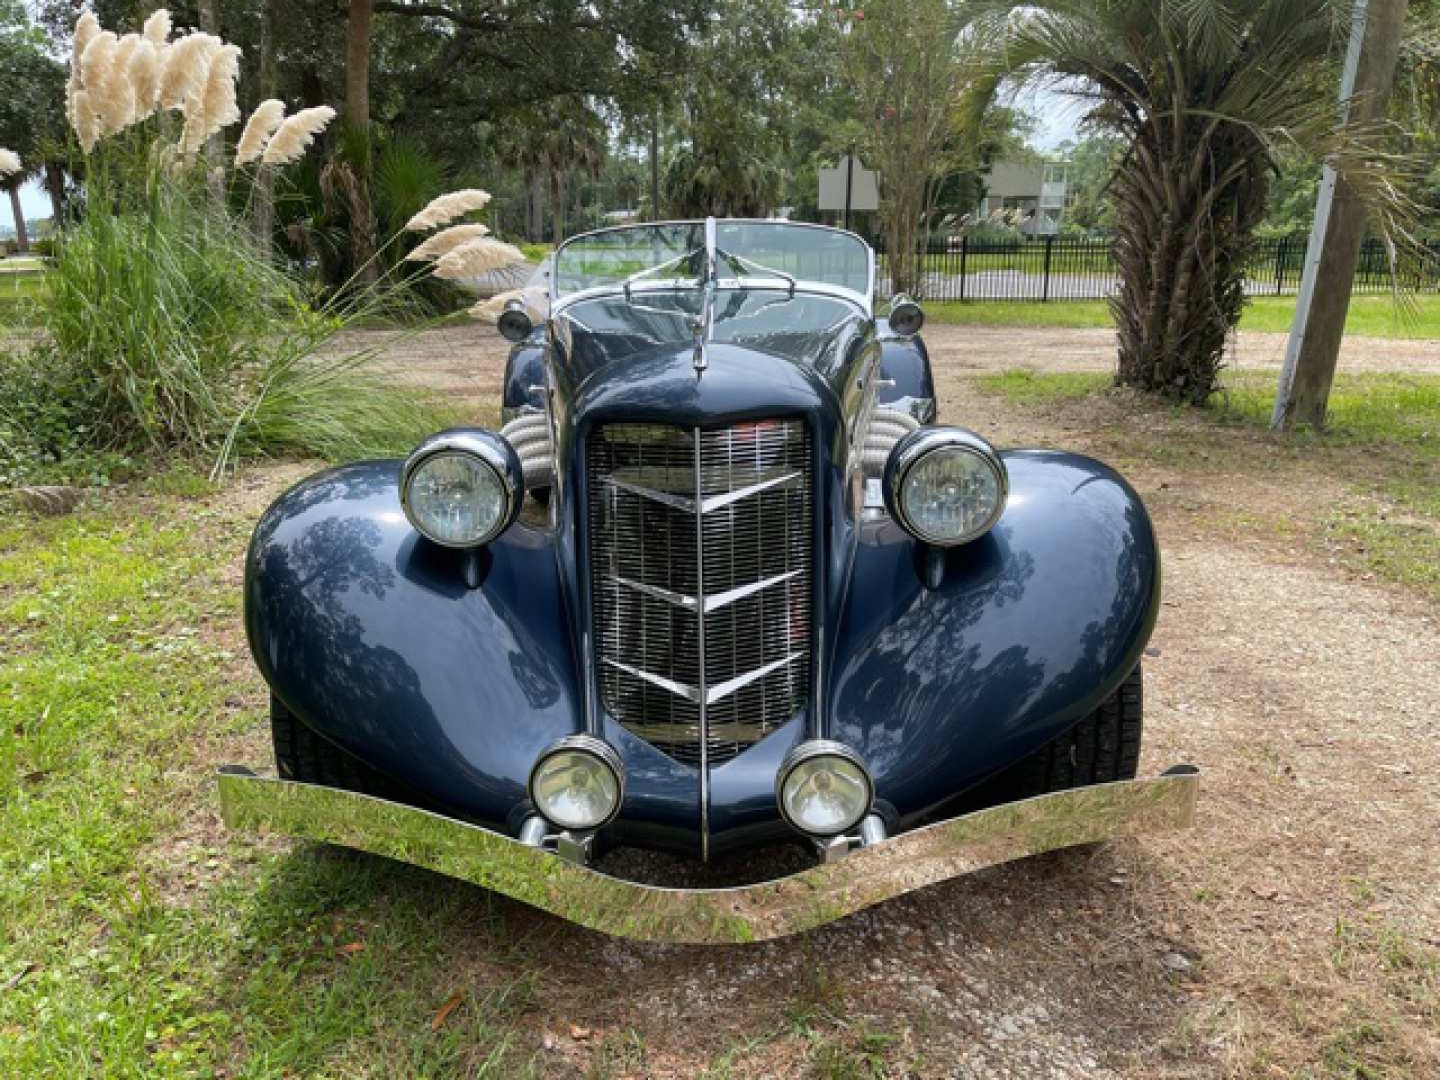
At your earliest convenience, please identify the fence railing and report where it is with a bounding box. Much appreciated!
[875,235,1440,303]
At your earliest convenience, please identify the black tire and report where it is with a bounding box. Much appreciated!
[271,694,405,800]
[959,665,1144,813]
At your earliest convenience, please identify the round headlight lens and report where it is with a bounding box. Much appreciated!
[779,749,873,837]
[530,744,623,830]
[404,450,507,547]
[900,446,1004,545]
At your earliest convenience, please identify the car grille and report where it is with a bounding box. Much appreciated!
[587,420,813,767]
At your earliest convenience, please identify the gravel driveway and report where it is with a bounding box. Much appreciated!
[335,322,1440,1076]
[920,322,1440,376]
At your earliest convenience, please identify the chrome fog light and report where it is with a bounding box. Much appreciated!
[777,741,874,837]
[401,430,522,548]
[528,736,624,831]
[884,427,1008,547]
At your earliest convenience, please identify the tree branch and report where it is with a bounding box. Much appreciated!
[371,0,603,32]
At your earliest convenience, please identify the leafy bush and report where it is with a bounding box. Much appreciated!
[0,346,137,486]
[0,9,501,487]
[26,179,455,477]
[41,179,295,453]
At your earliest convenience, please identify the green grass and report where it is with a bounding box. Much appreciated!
[0,269,47,324]
[972,369,1111,404]
[928,293,1440,339]
[912,249,1114,275]
[975,368,1440,599]
[0,476,542,1077]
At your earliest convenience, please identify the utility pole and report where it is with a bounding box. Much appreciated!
[1271,0,1407,430]
[843,143,855,232]
[649,111,660,222]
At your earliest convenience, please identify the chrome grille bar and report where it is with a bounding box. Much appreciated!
[587,420,813,771]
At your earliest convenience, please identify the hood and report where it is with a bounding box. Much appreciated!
[548,288,875,429]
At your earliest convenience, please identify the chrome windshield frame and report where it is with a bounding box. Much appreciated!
[549,218,875,318]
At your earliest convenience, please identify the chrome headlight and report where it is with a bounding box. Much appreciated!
[884,427,1008,546]
[528,736,624,831]
[777,741,874,837]
[400,430,522,548]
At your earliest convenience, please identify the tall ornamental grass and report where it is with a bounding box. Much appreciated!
[2,8,521,484]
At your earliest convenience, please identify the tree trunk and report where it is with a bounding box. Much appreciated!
[252,0,277,250]
[550,170,565,245]
[7,184,28,252]
[1111,121,1267,403]
[43,163,66,225]
[528,170,544,241]
[198,0,225,199]
[345,0,379,284]
[1272,0,1407,429]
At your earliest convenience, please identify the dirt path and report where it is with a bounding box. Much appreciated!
[279,325,1439,1076]
[921,322,1440,375]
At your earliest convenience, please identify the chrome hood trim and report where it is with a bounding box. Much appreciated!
[218,766,1199,945]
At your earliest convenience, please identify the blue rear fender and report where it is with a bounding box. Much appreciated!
[874,324,936,422]
[502,333,548,418]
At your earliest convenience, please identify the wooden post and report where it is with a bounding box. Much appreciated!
[1271,0,1407,430]
[252,0,277,250]
[198,0,224,199]
[345,0,379,284]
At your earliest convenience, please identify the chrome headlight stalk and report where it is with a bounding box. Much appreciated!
[527,735,626,833]
[776,740,875,839]
[400,429,524,549]
[883,427,1008,547]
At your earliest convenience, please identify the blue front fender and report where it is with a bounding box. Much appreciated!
[244,465,582,825]
[245,450,1158,850]
[832,451,1159,822]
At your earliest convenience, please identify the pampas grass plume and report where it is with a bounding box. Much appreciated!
[181,42,241,153]
[99,33,142,132]
[113,32,142,74]
[66,14,100,130]
[260,106,336,164]
[73,12,101,64]
[432,238,525,280]
[129,40,162,119]
[404,189,492,232]
[468,289,523,323]
[80,30,118,92]
[0,149,21,179]
[159,32,221,110]
[143,9,172,44]
[235,99,286,165]
[72,91,100,152]
[405,222,491,262]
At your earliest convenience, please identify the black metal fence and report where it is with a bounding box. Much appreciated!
[876,235,1440,303]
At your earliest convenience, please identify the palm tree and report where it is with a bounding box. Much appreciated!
[4,171,31,252]
[961,0,1367,403]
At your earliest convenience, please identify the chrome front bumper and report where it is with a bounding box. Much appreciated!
[217,765,1199,945]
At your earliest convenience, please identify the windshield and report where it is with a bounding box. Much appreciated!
[552,221,871,300]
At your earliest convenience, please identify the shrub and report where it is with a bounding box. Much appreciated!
[1,9,521,485]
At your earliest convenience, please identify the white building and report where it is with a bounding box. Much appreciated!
[976,159,1074,235]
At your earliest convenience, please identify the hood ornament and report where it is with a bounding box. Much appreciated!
[691,314,708,373]
[693,217,718,375]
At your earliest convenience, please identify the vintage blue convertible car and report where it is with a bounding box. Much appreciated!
[220,220,1197,943]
